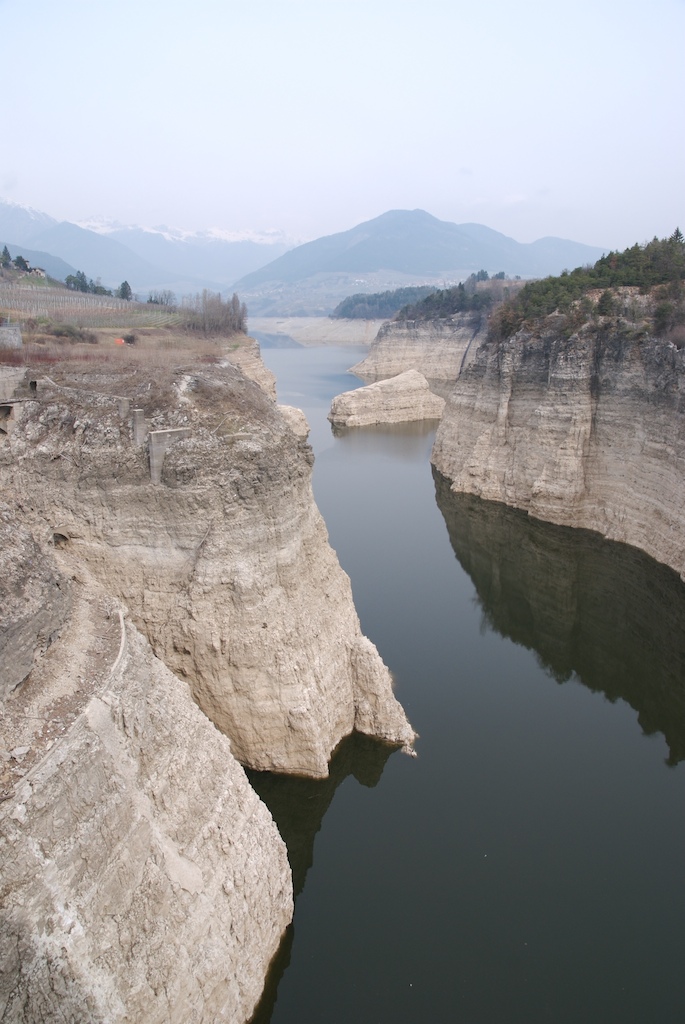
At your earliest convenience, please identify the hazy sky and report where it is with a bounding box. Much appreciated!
[1,0,683,249]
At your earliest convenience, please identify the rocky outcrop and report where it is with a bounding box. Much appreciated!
[0,503,71,700]
[223,336,277,399]
[278,404,310,438]
[350,313,488,382]
[1,361,413,778]
[328,370,445,428]
[0,562,292,1024]
[432,316,685,580]
[0,340,417,1020]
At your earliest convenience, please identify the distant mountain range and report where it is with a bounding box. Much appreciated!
[0,200,291,296]
[235,210,607,315]
[1,201,607,316]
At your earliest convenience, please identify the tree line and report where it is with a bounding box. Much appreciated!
[64,270,132,301]
[180,290,247,336]
[395,270,507,320]
[332,286,437,319]
[490,230,685,339]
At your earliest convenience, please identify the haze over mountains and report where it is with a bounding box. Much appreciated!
[1,200,606,315]
[235,210,607,314]
[0,199,290,296]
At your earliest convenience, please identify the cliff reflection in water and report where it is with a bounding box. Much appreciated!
[248,732,395,897]
[434,469,685,765]
[246,733,396,1024]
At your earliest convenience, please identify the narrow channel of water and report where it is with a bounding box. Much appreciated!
[251,344,685,1024]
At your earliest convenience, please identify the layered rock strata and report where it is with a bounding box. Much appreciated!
[0,502,71,700]
[0,344,416,1021]
[1,361,414,778]
[0,560,292,1024]
[350,313,488,382]
[432,317,685,581]
[328,369,445,428]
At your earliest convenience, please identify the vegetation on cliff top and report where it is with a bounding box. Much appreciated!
[332,285,436,319]
[491,230,685,339]
[391,270,511,321]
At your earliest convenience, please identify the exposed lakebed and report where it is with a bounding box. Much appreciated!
[251,345,685,1024]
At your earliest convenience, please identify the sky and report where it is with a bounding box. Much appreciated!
[1,0,683,250]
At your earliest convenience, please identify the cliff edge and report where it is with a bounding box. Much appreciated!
[350,313,488,382]
[1,355,413,778]
[0,338,414,1020]
[432,314,685,580]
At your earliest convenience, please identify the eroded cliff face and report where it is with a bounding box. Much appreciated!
[0,342,416,1020]
[1,358,413,778]
[0,557,292,1024]
[350,313,488,382]
[431,316,685,580]
[0,502,71,701]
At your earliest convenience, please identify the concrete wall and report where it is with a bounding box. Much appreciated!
[0,324,22,350]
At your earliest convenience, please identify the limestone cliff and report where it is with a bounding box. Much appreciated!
[0,342,415,1021]
[1,359,413,778]
[350,313,488,382]
[0,558,292,1024]
[432,316,685,580]
[328,370,445,428]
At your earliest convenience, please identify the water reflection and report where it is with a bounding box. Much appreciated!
[247,732,396,897]
[434,470,685,764]
[330,420,440,445]
[246,734,397,1023]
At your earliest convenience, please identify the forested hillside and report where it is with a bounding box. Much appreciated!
[332,286,436,319]
[491,230,685,338]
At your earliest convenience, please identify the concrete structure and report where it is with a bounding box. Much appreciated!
[0,324,22,350]
[0,367,25,402]
[132,408,146,445]
[0,402,18,436]
[149,428,192,485]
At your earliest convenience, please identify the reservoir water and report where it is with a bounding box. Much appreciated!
[251,344,685,1024]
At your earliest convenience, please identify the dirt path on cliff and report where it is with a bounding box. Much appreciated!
[0,562,122,801]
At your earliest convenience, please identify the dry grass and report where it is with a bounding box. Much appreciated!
[0,326,249,370]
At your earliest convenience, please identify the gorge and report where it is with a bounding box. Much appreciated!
[2,241,685,1020]
[0,342,414,1022]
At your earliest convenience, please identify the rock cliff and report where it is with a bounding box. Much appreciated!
[328,369,445,428]
[0,559,292,1024]
[1,359,413,779]
[350,313,488,382]
[0,342,414,1020]
[432,316,685,581]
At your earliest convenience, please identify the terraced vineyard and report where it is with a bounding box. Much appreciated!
[0,284,183,328]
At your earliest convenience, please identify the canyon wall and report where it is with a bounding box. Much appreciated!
[431,316,685,581]
[0,557,292,1024]
[0,344,415,1019]
[0,360,413,778]
[350,313,488,382]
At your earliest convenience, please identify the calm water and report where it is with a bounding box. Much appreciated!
[250,345,685,1024]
